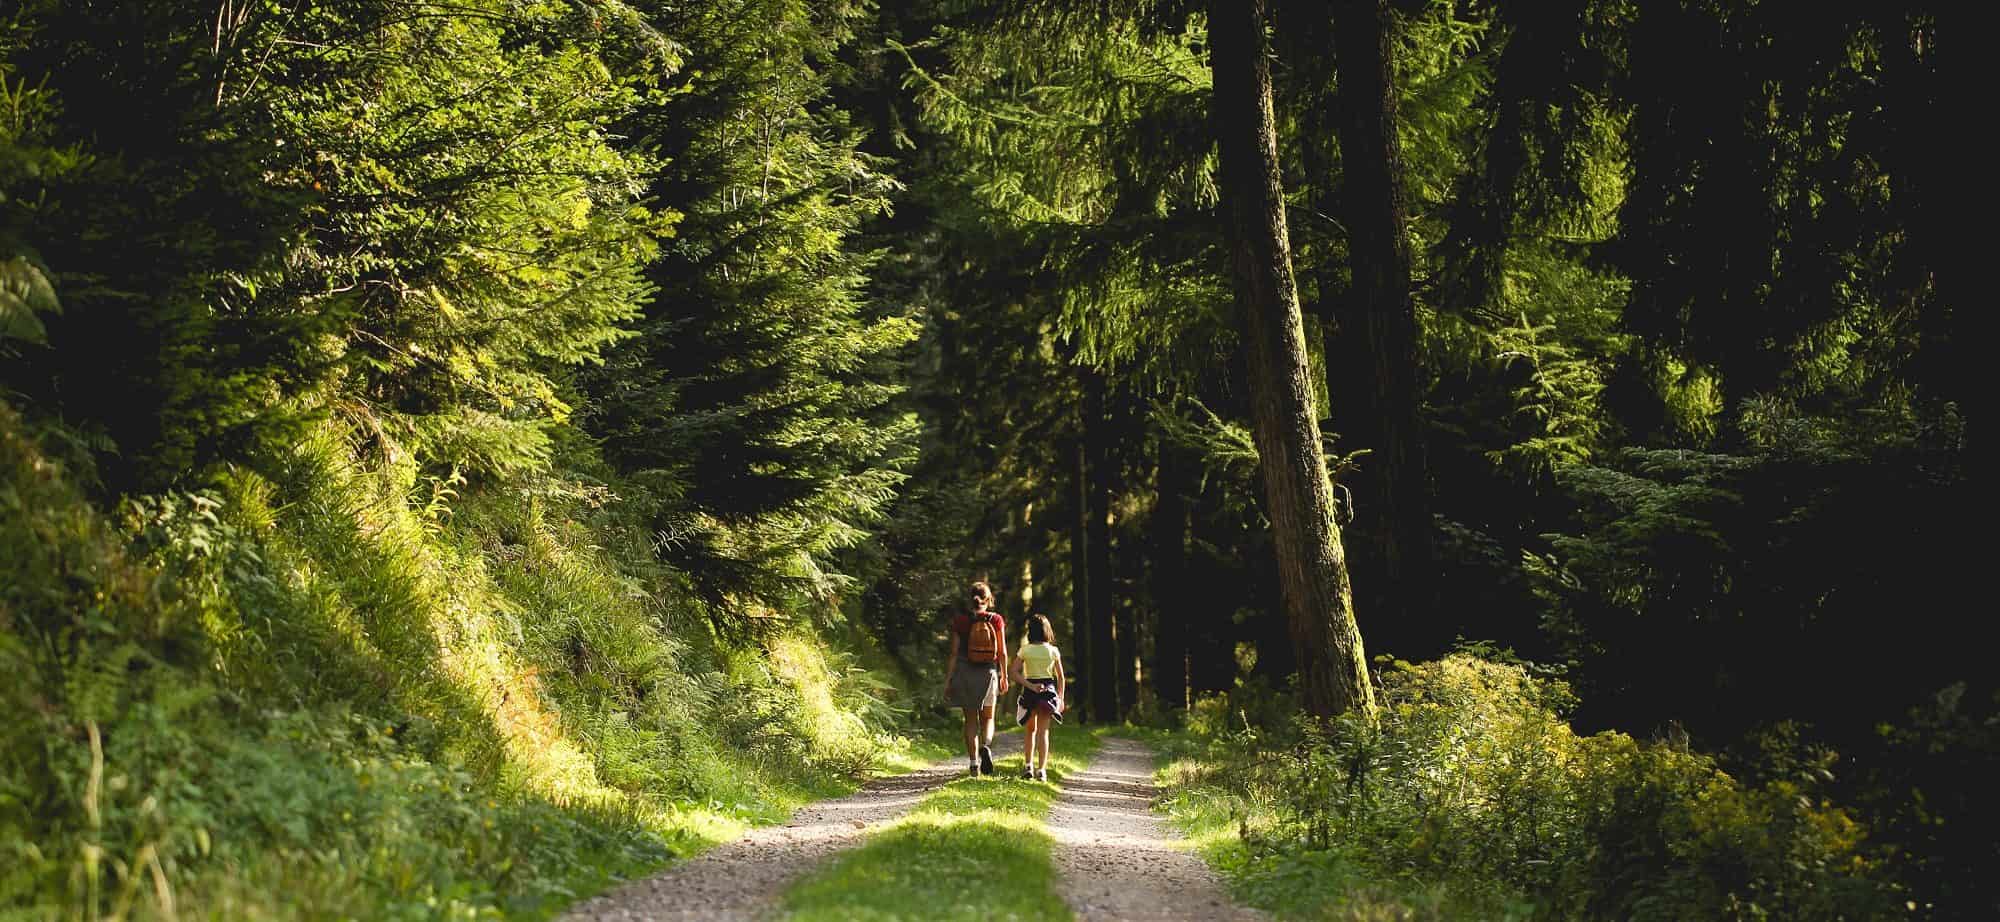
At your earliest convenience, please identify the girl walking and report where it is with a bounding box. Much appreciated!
[944,581,1009,776]
[1009,613,1065,781]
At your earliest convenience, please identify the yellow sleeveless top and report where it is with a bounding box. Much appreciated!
[1019,642,1059,680]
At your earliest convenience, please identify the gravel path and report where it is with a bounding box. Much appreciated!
[560,735,1019,922]
[1048,736,1265,922]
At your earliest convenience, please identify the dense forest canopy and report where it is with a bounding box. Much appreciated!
[2,0,1982,918]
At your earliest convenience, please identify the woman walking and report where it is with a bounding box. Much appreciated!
[943,581,1009,776]
[1010,613,1065,781]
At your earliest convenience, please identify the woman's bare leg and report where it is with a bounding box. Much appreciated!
[1036,717,1053,771]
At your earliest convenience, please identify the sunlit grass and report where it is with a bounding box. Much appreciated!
[0,410,964,921]
[778,726,1099,921]
[1142,730,1531,922]
[874,732,961,775]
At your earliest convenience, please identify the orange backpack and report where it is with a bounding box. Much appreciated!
[966,612,999,664]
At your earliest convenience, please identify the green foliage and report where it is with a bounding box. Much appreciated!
[268,1,667,478]
[0,23,79,349]
[1528,394,1968,740]
[0,0,664,488]
[0,254,58,345]
[1,405,200,914]
[5,0,945,910]
[0,401,936,918]
[1847,685,2000,920]
[898,10,1225,380]
[582,0,920,620]
[1613,5,1936,406]
[1158,655,1892,920]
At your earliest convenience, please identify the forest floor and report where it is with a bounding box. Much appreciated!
[561,731,1261,921]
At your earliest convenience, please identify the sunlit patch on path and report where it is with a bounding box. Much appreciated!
[1050,737,1265,921]
[561,736,1020,922]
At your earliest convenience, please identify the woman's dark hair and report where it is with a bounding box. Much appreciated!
[1027,613,1052,645]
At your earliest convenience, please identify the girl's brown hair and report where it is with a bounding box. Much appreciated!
[1026,613,1053,645]
[971,580,995,609]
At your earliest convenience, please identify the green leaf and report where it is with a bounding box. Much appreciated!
[0,255,61,345]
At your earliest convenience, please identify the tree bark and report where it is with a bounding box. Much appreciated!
[1082,369,1119,721]
[1327,0,1438,659]
[1184,489,1238,697]
[1019,501,1037,614]
[1070,412,1094,719]
[1112,399,1140,714]
[1210,0,1374,718]
[1149,438,1195,711]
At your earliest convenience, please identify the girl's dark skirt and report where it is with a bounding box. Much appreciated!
[1015,678,1062,724]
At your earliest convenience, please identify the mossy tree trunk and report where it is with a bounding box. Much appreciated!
[1209,0,1375,718]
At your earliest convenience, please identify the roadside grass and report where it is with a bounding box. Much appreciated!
[778,725,1100,922]
[874,730,962,775]
[1134,727,1518,921]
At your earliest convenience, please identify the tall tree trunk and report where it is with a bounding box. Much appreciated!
[1149,438,1195,711]
[1082,370,1119,721]
[1019,501,1037,614]
[1112,398,1140,714]
[1210,0,1374,718]
[1115,566,1140,716]
[1070,416,1093,719]
[1327,0,1438,659]
[1184,488,1237,697]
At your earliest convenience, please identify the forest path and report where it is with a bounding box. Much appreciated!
[1050,736,1266,921]
[560,734,1020,922]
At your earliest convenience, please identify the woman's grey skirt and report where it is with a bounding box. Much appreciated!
[948,664,999,711]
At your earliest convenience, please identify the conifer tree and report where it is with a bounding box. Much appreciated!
[0,0,664,487]
[582,0,920,620]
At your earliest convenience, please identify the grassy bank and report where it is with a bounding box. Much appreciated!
[0,406,939,920]
[1149,736,1506,920]
[779,726,1099,921]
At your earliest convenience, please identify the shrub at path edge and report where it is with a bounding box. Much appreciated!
[1154,655,1891,920]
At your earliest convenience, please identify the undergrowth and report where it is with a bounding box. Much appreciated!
[1147,655,1895,921]
[0,404,934,920]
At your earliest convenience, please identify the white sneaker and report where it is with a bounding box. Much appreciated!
[1035,767,1048,781]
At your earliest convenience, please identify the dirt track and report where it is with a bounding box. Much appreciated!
[560,735,1018,922]
[559,734,1262,921]
[1048,736,1265,921]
